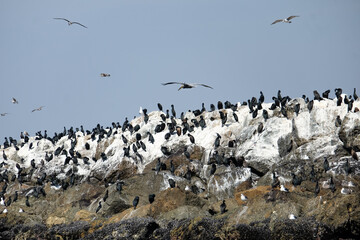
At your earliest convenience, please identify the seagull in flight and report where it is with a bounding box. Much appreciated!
[100,73,111,77]
[12,97,18,104]
[54,18,87,28]
[31,106,45,112]
[162,82,213,91]
[0,113,9,117]
[271,16,299,25]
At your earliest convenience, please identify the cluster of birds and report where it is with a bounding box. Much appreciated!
[0,87,358,217]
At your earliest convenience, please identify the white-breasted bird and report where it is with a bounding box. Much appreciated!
[241,193,248,201]
[280,185,289,192]
[54,18,87,28]
[271,16,299,25]
[289,214,297,220]
[341,188,352,195]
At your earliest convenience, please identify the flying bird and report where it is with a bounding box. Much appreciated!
[12,97,18,104]
[53,18,87,28]
[100,73,111,77]
[162,82,213,91]
[271,16,299,25]
[0,113,9,117]
[31,106,45,112]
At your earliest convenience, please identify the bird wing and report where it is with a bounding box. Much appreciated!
[161,82,184,86]
[54,18,70,23]
[271,19,282,25]
[287,16,299,20]
[194,83,213,89]
[31,109,36,112]
[72,22,88,28]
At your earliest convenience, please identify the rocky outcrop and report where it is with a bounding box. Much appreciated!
[1,96,360,239]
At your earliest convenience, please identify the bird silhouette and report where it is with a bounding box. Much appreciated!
[54,18,87,28]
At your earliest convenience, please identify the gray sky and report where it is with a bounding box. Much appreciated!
[1,0,359,139]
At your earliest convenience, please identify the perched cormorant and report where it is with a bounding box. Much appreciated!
[26,196,30,207]
[171,104,176,118]
[155,158,161,174]
[168,179,176,188]
[210,163,216,175]
[257,122,264,134]
[116,181,123,193]
[262,109,269,121]
[315,181,320,196]
[354,88,358,101]
[149,194,155,204]
[220,200,227,214]
[188,134,195,144]
[214,133,221,148]
[217,101,223,110]
[313,91,322,101]
[133,196,139,209]
[294,103,300,116]
[103,190,109,202]
[307,100,314,112]
[170,160,175,175]
[96,201,102,213]
[322,90,330,99]
[292,173,302,187]
[329,177,336,193]
[323,157,330,172]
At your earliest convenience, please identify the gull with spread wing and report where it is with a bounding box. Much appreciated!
[54,18,87,28]
[271,16,299,25]
[162,82,213,91]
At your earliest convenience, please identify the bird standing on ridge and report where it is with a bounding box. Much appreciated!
[220,200,227,214]
[162,82,213,90]
[54,18,87,28]
[271,16,299,25]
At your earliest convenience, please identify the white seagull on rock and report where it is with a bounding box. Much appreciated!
[289,214,297,220]
[54,18,87,28]
[241,194,248,201]
[280,185,289,192]
[271,16,299,25]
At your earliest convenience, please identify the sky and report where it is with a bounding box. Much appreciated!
[0,0,359,140]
